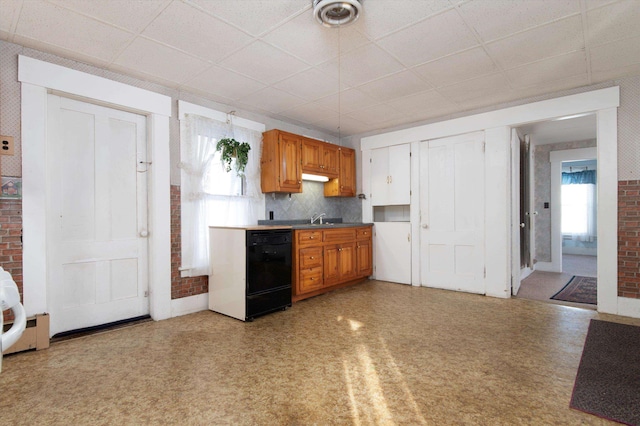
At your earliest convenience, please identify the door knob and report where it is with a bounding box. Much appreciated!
[139,230,149,237]
[421,224,428,229]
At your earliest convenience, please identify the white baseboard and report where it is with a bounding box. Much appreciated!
[535,262,561,273]
[616,297,640,319]
[170,293,208,318]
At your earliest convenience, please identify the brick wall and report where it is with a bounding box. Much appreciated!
[1,198,22,322]
[171,185,208,299]
[618,180,640,298]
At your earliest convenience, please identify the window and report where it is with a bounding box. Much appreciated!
[561,169,596,241]
[178,102,265,276]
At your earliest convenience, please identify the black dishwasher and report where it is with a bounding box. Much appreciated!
[246,229,292,320]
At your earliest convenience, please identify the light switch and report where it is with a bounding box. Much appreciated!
[0,135,15,156]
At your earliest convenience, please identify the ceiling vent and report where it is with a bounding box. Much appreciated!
[313,0,362,28]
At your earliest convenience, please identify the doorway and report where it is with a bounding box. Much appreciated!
[47,95,150,335]
[513,114,598,308]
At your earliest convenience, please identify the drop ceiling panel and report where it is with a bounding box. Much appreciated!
[506,51,587,88]
[142,1,254,62]
[183,65,266,101]
[356,70,433,102]
[352,0,453,40]
[0,0,21,33]
[219,40,310,84]
[590,35,640,73]
[587,1,640,47]
[412,47,498,88]
[457,0,580,43]
[48,0,170,33]
[386,89,459,116]
[314,88,380,113]
[485,15,584,69]
[279,102,337,125]
[15,1,135,61]
[263,12,368,66]
[273,67,339,101]
[347,103,406,125]
[377,8,479,67]
[190,0,308,37]
[238,86,306,113]
[113,37,210,84]
[333,43,405,87]
[438,72,512,105]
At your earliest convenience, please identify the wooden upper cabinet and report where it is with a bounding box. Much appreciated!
[301,137,339,178]
[325,147,356,197]
[261,129,302,193]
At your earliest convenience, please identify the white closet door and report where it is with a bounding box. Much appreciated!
[420,132,485,293]
[374,222,412,284]
[47,95,149,335]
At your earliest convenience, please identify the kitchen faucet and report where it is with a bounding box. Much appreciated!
[311,212,326,224]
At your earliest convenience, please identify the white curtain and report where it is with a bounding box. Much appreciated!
[180,113,265,276]
[561,183,597,242]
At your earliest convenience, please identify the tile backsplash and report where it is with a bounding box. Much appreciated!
[265,181,362,223]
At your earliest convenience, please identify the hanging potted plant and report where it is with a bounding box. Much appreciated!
[215,137,251,175]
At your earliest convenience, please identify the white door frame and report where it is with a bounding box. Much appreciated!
[362,87,633,317]
[19,56,172,323]
[548,147,598,273]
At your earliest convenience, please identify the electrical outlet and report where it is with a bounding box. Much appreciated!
[1,135,15,156]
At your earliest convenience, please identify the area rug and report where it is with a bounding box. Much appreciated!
[551,275,596,304]
[570,319,640,425]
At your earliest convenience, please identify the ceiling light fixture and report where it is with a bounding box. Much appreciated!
[313,0,362,28]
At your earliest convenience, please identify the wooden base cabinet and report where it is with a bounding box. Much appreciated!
[293,225,373,302]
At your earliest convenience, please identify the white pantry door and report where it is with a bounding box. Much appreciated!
[419,132,485,293]
[47,95,149,335]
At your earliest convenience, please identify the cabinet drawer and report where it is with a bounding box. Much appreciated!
[299,247,322,268]
[323,228,356,243]
[299,266,323,292]
[297,230,322,246]
[356,227,372,240]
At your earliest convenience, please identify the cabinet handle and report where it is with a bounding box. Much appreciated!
[310,236,314,239]
[310,256,314,259]
[310,277,314,280]
[298,180,302,184]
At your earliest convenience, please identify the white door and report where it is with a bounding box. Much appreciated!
[510,129,522,295]
[419,132,485,293]
[374,222,411,284]
[47,95,149,336]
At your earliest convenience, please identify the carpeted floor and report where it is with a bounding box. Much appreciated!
[517,255,597,309]
[571,319,640,425]
[552,276,597,305]
[2,280,639,425]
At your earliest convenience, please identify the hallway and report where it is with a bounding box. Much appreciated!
[517,255,597,309]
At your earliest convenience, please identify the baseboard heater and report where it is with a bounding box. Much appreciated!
[2,313,49,355]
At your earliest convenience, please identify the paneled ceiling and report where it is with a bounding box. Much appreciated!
[1,0,639,137]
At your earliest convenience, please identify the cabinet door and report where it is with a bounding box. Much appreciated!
[374,222,411,284]
[301,138,323,174]
[278,133,302,192]
[371,147,389,206]
[339,148,356,197]
[388,144,411,205]
[338,242,357,281]
[356,238,373,276]
[323,245,340,286]
[323,143,339,178]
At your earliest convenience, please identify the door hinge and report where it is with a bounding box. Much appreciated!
[144,290,149,297]
[484,267,486,278]
[482,142,486,152]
